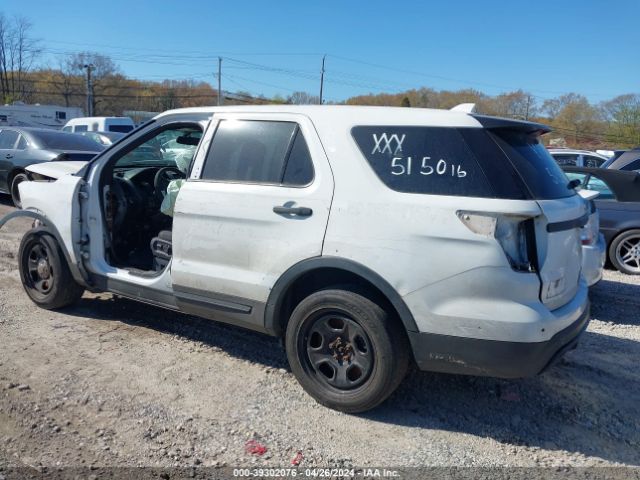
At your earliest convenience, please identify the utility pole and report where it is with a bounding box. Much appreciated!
[217,57,223,106]
[82,64,95,116]
[319,55,326,105]
[525,95,531,120]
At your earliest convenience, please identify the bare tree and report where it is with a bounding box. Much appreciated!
[0,14,41,103]
[288,91,320,105]
[64,52,119,114]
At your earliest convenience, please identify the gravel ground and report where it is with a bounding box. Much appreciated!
[0,196,639,474]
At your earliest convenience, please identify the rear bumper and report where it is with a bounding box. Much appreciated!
[582,234,606,287]
[408,301,590,378]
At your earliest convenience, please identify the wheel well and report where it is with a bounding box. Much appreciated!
[274,267,404,337]
[8,167,25,184]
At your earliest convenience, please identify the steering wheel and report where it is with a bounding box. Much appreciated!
[154,166,185,202]
[111,176,143,230]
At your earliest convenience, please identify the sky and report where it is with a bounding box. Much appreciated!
[2,0,639,104]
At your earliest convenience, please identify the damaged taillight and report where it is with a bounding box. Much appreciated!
[457,211,537,272]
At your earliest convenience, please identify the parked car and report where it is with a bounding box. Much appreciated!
[601,147,640,172]
[563,166,640,275]
[77,131,125,146]
[62,116,135,134]
[576,190,606,286]
[0,126,103,207]
[0,105,590,413]
[548,148,609,168]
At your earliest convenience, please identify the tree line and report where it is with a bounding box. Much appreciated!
[1,12,638,149]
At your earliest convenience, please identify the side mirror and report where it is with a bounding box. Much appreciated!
[567,178,582,190]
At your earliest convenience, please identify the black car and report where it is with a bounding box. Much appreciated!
[0,127,103,207]
[563,166,640,275]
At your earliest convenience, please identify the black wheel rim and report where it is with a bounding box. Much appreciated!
[25,241,54,294]
[301,311,374,390]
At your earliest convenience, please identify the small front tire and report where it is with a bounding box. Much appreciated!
[285,288,409,413]
[18,230,84,309]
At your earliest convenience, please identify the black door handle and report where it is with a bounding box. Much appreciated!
[5,154,13,159]
[273,205,313,216]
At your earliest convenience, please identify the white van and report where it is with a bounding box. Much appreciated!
[62,116,134,134]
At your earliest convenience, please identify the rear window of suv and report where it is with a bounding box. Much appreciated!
[489,129,575,199]
[352,126,574,200]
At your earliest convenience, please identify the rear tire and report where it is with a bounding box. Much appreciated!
[18,230,84,309]
[609,229,640,275]
[285,288,409,413]
[10,172,28,208]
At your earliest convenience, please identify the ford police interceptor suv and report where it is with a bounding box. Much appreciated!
[0,105,590,413]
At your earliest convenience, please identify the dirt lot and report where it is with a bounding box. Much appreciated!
[0,197,639,473]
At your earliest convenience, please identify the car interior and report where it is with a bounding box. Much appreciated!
[102,124,202,275]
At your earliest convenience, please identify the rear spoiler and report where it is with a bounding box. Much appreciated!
[472,114,552,134]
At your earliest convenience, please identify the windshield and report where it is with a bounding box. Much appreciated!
[31,130,104,151]
[490,129,575,199]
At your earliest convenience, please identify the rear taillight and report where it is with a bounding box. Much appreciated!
[581,201,599,246]
[457,211,537,273]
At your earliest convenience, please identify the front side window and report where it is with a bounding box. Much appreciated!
[75,125,88,132]
[115,125,202,172]
[201,120,313,186]
[552,154,578,166]
[0,130,19,149]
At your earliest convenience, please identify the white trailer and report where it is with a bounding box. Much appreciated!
[0,102,83,129]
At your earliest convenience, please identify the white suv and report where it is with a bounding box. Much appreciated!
[0,105,591,413]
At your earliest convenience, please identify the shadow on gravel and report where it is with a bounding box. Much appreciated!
[366,330,640,465]
[59,294,640,465]
[590,279,640,326]
[62,295,289,370]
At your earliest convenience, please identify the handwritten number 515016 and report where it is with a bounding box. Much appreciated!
[390,157,467,178]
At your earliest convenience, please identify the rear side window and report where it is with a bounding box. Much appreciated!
[30,130,103,151]
[282,130,314,186]
[202,120,313,186]
[586,175,616,200]
[351,126,494,197]
[109,124,134,133]
[583,155,605,168]
[621,159,640,172]
[489,129,575,199]
[74,125,88,132]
